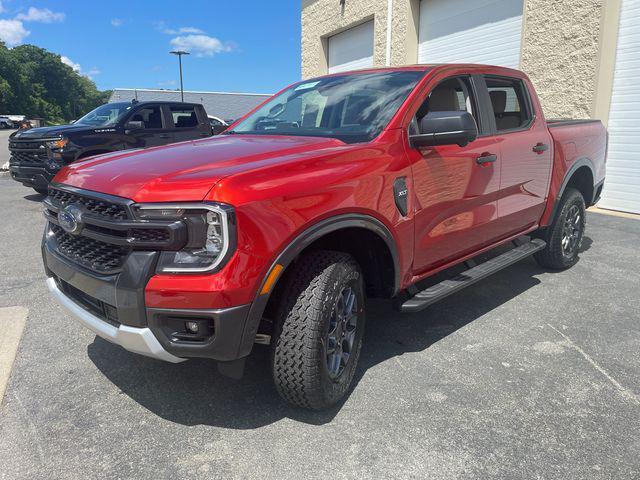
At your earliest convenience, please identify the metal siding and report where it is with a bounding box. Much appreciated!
[600,0,640,214]
[108,90,271,122]
[418,0,523,68]
[327,21,374,74]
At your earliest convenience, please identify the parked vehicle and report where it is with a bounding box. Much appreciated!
[42,65,606,410]
[208,115,229,135]
[8,101,212,194]
[0,116,13,129]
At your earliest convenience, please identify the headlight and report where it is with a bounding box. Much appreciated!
[133,203,235,273]
[46,137,69,150]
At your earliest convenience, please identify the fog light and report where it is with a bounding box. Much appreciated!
[185,321,199,333]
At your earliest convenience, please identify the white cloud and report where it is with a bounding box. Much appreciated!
[155,21,204,35]
[84,67,101,78]
[61,55,81,72]
[111,18,123,27]
[0,19,30,46]
[169,34,234,57]
[16,7,65,23]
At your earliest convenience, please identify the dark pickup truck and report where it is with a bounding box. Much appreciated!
[9,101,211,193]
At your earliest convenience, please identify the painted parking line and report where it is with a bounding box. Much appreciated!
[0,306,28,405]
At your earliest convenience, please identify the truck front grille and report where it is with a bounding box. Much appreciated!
[58,278,120,327]
[9,147,47,164]
[50,224,130,273]
[48,187,129,221]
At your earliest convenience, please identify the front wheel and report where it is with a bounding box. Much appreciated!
[534,187,586,269]
[271,250,365,410]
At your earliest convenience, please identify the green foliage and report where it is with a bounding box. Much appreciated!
[0,41,110,124]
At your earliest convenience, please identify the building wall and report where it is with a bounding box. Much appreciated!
[301,0,418,78]
[520,0,604,119]
[301,0,619,121]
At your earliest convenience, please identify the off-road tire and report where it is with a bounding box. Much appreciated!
[534,187,586,270]
[271,250,365,410]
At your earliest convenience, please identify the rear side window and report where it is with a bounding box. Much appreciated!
[170,106,199,128]
[485,76,532,132]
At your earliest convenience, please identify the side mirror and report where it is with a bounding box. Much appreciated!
[410,111,478,148]
[124,120,145,132]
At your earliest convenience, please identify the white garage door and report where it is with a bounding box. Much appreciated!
[328,21,374,74]
[418,0,523,68]
[599,0,640,214]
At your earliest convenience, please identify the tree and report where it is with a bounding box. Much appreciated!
[0,41,110,124]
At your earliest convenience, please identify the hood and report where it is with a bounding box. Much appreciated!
[54,134,347,202]
[12,123,96,139]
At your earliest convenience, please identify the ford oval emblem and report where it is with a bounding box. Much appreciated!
[58,204,83,235]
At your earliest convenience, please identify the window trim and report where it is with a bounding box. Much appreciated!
[482,74,536,135]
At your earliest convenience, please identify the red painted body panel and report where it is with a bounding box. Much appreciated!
[53,65,607,311]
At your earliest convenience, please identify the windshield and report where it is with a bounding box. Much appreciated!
[229,70,425,143]
[75,102,133,127]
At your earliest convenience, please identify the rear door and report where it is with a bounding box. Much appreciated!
[409,74,502,274]
[481,75,553,234]
[166,104,210,142]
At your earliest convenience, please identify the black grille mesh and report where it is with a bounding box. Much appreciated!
[48,187,129,220]
[51,224,130,273]
[131,228,170,242]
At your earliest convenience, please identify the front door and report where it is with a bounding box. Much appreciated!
[409,75,502,275]
[128,104,173,148]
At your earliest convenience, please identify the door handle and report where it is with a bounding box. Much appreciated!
[532,143,548,153]
[159,134,171,139]
[200,132,210,136]
[476,153,497,165]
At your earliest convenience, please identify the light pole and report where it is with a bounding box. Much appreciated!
[170,50,190,102]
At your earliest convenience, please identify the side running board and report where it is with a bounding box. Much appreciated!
[401,238,546,313]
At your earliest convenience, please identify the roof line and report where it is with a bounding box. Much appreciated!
[111,88,272,96]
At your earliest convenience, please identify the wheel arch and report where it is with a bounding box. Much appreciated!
[550,158,596,223]
[236,214,401,357]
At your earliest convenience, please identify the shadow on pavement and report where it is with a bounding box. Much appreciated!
[23,192,45,202]
[88,257,546,429]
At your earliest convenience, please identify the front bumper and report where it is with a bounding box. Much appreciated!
[9,164,53,189]
[46,277,184,363]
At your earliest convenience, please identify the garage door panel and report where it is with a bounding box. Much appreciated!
[600,0,640,214]
[418,0,523,68]
[327,21,374,74]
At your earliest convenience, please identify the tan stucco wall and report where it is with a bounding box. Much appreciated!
[302,0,616,120]
[520,0,604,119]
[301,0,418,78]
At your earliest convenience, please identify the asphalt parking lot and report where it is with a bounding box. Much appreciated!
[0,174,638,480]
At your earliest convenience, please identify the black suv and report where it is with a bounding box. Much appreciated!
[9,101,211,193]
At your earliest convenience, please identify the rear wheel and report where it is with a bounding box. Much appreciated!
[534,188,586,269]
[271,250,365,410]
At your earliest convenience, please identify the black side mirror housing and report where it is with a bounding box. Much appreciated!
[409,111,478,148]
[124,120,145,132]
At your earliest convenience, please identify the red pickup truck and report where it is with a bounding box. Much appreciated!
[42,65,606,410]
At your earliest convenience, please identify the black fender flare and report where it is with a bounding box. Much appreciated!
[549,157,596,223]
[236,213,401,358]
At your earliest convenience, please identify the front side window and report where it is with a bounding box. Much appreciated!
[412,76,479,134]
[229,70,426,144]
[129,106,163,129]
[75,103,133,127]
[170,106,199,129]
[485,76,532,131]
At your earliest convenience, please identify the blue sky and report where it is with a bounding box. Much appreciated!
[0,0,301,94]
